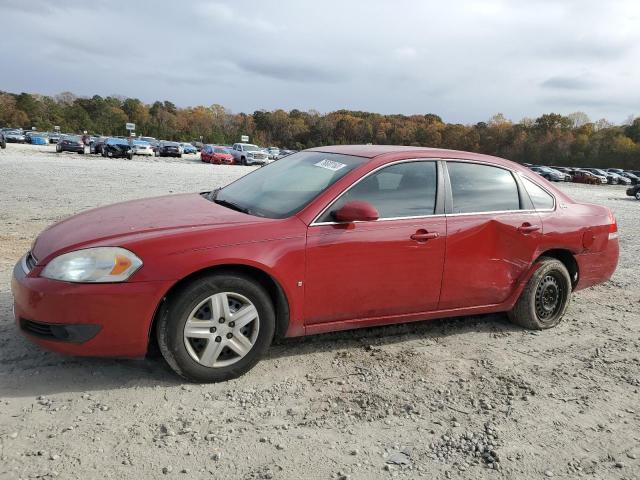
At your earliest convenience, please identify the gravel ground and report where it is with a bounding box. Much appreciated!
[0,143,638,480]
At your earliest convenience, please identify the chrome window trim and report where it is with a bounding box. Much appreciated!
[309,157,557,226]
[309,158,440,226]
[312,213,447,226]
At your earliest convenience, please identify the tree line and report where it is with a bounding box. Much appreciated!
[1,90,639,169]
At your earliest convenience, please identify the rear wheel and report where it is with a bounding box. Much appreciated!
[508,257,571,330]
[157,274,275,382]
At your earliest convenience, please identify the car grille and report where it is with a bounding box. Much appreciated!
[253,153,266,159]
[20,319,56,339]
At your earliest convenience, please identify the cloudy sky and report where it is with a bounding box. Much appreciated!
[2,0,639,123]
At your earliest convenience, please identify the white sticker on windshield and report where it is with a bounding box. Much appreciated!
[314,159,347,171]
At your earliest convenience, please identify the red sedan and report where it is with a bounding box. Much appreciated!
[201,145,235,164]
[11,146,619,382]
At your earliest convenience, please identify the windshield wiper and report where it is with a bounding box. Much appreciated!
[206,187,221,201]
[214,197,252,215]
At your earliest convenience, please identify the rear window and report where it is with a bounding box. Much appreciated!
[448,162,520,213]
[522,177,555,210]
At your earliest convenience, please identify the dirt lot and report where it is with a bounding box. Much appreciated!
[0,143,638,480]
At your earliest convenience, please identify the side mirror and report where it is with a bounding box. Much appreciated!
[332,201,379,223]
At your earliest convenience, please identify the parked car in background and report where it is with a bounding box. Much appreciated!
[132,140,154,156]
[550,166,574,179]
[26,131,49,145]
[156,141,182,158]
[90,137,107,155]
[276,149,297,159]
[11,146,619,382]
[608,172,631,185]
[583,168,618,184]
[48,132,61,144]
[180,143,198,154]
[191,141,204,152]
[102,137,133,159]
[608,169,640,185]
[201,145,234,164]
[4,129,26,143]
[56,135,85,154]
[230,143,268,165]
[530,166,565,182]
[139,136,157,145]
[266,147,280,159]
[627,184,640,200]
[572,170,604,185]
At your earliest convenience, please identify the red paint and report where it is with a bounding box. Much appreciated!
[11,146,619,358]
[201,146,235,165]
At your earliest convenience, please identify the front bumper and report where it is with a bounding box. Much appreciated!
[11,257,173,358]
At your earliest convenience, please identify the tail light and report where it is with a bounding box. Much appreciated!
[608,208,618,239]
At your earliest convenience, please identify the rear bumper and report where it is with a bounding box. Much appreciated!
[11,258,172,358]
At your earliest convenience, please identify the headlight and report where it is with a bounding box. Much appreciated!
[41,247,142,283]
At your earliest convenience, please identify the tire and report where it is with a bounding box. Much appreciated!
[157,273,275,383]
[508,257,571,330]
[635,191,640,201]
[241,156,246,165]
[127,153,133,160]
[56,146,61,153]
[178,154,182,158]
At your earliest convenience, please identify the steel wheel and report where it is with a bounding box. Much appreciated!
[535,274,564,320]
[183,292,259,368]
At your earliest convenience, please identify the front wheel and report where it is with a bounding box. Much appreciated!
[157,274,275,382]
[635,191,640,201]
[508,257,571,330]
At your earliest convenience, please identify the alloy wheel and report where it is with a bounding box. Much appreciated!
[183,292,260,368]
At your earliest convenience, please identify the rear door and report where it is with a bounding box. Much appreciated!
[439,161,543,309]
[304,160,447,326]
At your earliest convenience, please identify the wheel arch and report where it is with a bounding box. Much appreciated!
[535,248,579,288]
[148,263,290,354]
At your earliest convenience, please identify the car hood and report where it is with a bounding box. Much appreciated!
[32,193,268,263]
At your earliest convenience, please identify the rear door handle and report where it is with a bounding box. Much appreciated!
[518,223,541,234]
[410,230,439,242]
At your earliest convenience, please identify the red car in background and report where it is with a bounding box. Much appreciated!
[201,145,235,165]
[12,146,619,383]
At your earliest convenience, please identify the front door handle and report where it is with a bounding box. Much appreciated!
[518,223,541,234]
[410,229,439,242]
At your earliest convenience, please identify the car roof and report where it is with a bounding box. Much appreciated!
[306,144,525,168]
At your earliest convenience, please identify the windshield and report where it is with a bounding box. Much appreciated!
[63,135,81,142]
[134,140,150,146]
[214,147,229,154]
[215,152,367,219]
[242,144,260,151]
[108,138,129,145]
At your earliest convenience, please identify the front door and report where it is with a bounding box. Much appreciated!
[304,160,446,326]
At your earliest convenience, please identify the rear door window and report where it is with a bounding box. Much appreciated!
[522,177,555,210]
[447,162,520,213]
